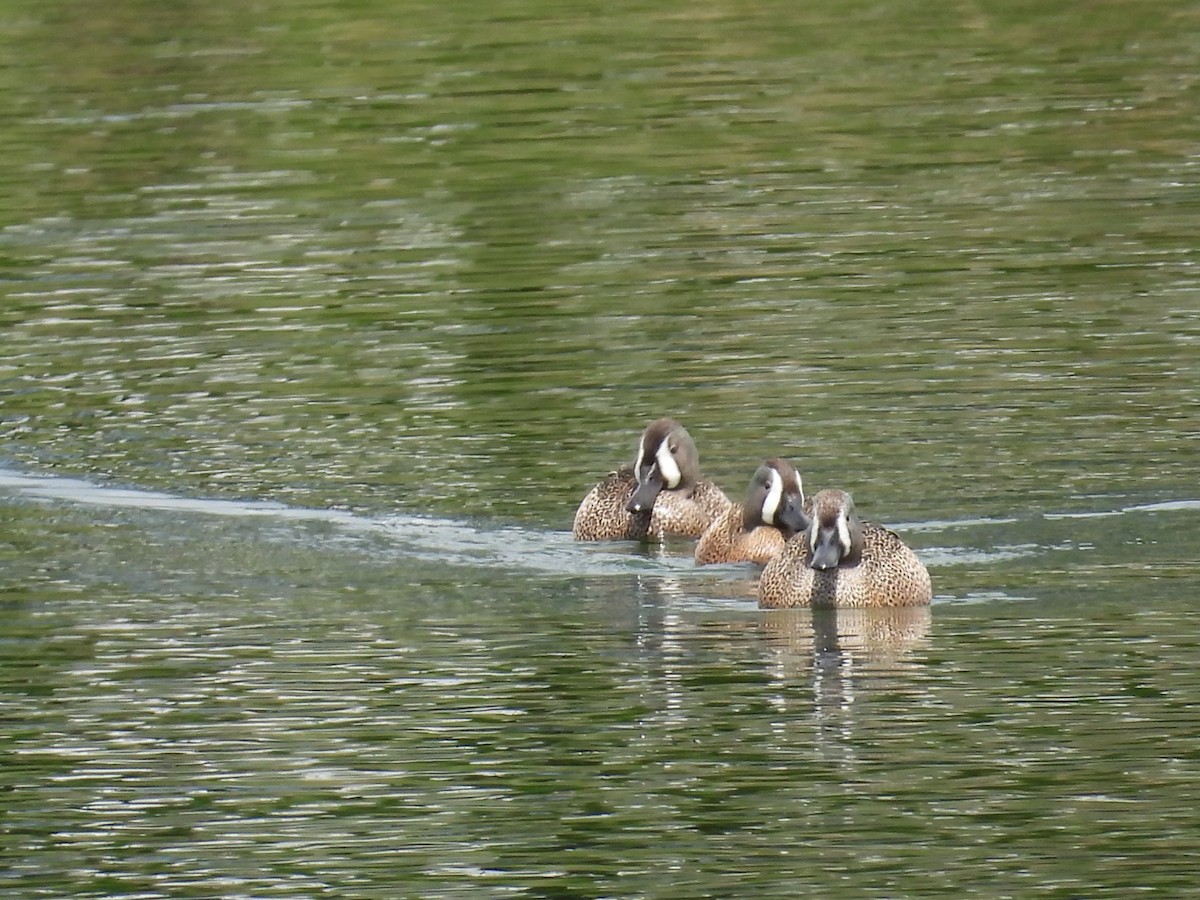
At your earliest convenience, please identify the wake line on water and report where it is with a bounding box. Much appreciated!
[0,467,678,577]
[1043,499,1200,518]
[7,467,1190,574]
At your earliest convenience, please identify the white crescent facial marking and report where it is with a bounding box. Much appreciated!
[762,468,783,525]
[655,438,682,488]
[633,436,648,479]
[836,509,852,558]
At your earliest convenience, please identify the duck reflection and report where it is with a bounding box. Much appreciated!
[759,606,932,759]
[760,605,931,672]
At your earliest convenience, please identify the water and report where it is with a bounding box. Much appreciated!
[3,0,1200,895]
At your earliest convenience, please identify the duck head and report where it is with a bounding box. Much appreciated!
[807,488,864,570]
[744,458,807,536]
[626,418,701,513]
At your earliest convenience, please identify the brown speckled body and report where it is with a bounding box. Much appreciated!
[695,508,790,565]
[758,489,931,608]
[573,466,730,540]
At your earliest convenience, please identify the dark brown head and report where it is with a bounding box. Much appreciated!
[807,488,864,570]
[743,458,807,536]
[626,418,701,513]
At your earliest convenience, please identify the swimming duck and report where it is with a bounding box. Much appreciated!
[758,488,931,608]
[694,458,808,565]
[572,418,731,541]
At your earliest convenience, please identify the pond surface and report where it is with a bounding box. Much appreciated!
[2,0,1199,896]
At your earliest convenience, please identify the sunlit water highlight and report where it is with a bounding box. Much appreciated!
[3,0,1199,895]
[3,465,1199,897]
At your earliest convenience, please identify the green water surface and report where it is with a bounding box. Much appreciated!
[2,0,1199,895]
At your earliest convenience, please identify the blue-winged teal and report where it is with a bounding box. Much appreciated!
[758,488,931,608]
[573,418,731,541]
[695,458,808,565]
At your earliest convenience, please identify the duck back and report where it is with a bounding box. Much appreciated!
[572,468,729,541]
[695,506,788,565]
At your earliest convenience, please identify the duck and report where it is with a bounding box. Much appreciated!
[694,458,808,565]
[758,488,931,608]
[572,417,731,541]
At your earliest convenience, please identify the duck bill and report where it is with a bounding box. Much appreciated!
[776,499,809,535]
[809,527,843,571]
[626,470,664,513]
